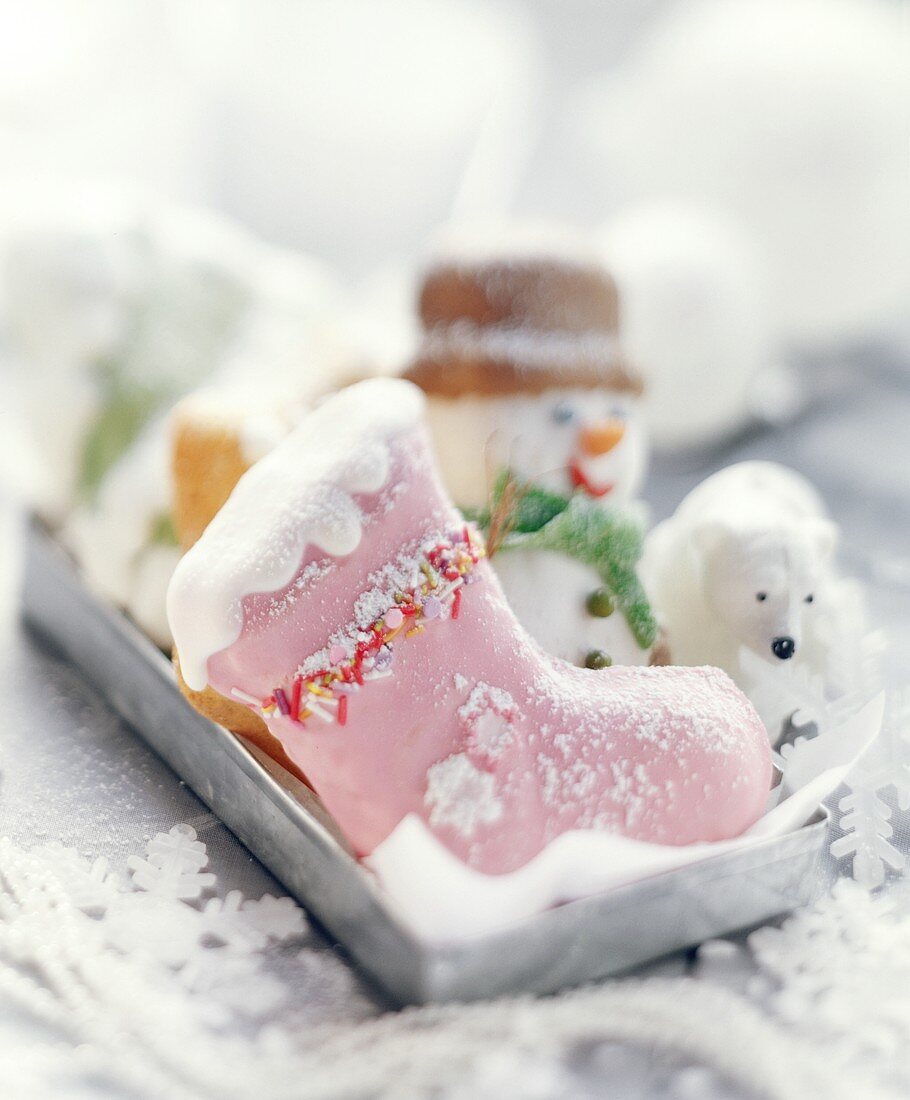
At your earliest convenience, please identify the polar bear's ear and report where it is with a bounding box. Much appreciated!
[806,518,838,563]
[693,521,731,563]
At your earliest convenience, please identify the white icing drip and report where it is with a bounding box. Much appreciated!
[167,379,425,690]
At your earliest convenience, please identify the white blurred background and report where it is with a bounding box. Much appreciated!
[0,0,907,489]
[0,7,908,1095]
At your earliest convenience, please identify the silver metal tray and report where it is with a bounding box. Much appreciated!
[21,518,828,1006]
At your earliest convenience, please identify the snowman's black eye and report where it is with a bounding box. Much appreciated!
[609,405,626,420]
[756,592,768,602]
[804,594,814,604]
[551,402,576,424]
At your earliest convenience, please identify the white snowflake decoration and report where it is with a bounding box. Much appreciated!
[745,879,910,1094]
[104,892,209,968]
[203,890,263,951]
[128,823,217,900]
[179,950,289,1019]
[831,690,910,890]
[201,890,307,953]
[240,894,309,944]
[0,824,333,1098]
[830,789,904,889]
[28,842,124,914]
[0,820,902,1100]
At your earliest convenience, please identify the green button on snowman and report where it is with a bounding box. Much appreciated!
[404,241,664,668]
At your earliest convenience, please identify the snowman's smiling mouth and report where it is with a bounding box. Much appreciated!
[569,459,615,498]
[566,416,627,497]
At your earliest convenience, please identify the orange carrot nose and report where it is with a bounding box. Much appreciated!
[578,418,626,457]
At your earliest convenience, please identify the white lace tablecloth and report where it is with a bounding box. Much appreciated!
[2,360,910,1100]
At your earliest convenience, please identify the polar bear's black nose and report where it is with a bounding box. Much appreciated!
[771,636,796,660]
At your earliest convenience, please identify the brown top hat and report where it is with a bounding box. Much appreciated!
[403,256,642,399]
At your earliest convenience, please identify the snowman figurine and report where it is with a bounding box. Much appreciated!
[404,250,661,668]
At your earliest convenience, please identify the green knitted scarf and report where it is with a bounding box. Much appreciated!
[469,472,658,650]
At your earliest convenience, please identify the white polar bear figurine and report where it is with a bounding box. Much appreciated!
[641,461,862,690]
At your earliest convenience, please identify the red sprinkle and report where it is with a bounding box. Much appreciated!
[267,525,483,731]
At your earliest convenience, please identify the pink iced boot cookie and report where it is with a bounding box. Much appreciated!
[168,379,771,875]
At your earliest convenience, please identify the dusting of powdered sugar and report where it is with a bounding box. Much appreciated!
[295,529,445,678]
[257,557,335,622]
[519,662,764,840]
[351,541,426,626]
[526,664,751,760]
[458,683,516,762]
[425,754,504,838]
[459,682,516,722]
[252,482,413,633]
[167,379,425,691]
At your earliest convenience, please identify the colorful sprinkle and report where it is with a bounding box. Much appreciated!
[384,607,404,630]
[230,687,262,708]
[262,525,484,734]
